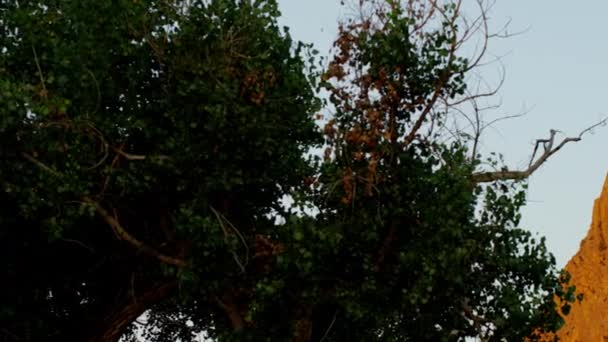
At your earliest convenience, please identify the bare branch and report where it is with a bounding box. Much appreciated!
[447,63,506,107]
[112,146,170,161]
[576,117,608,138]
[462,0,489,73]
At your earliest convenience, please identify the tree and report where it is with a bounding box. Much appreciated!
[0,0,580,341]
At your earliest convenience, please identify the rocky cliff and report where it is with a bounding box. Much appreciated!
[543,175,608,341]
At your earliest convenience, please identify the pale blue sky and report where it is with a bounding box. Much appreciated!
[277,0,608,267]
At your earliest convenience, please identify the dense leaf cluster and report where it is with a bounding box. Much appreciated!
[0,0,574,341]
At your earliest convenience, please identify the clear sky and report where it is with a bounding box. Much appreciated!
[276,0,608,268]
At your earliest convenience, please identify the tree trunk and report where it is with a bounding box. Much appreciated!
[88,281,176,342]
[294,305,313,342]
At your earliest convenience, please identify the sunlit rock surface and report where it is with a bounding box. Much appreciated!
[541,174,608,341]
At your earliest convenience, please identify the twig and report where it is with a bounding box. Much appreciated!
[1,328,21,341]
[85,68,101,116]
[84,122,109,170]
[31,45,48,99]
[131,272,138,305]
[210,206,249,273]
[319,310,338,342]
[112,146,169,161]
[60,238,96,254]
[21,152,61,176]
[98,152,121,197]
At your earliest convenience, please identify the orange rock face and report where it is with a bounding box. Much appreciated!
[543,175,608,341]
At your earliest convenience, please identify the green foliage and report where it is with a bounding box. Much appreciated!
[0,0,575,341]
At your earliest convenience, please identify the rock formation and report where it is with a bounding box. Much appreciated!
[543,174,608,341]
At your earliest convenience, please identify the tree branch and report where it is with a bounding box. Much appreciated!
[88,281,177,342]
[403,1,461,147]
[214,294,245,332]
[84,198,187,268]
[112,146,169,161]
[294,304,313,342]
[403,74,449,146]
[319,310,338,342]
[471,118,607,183]
[21,152,61,176]
[461,298,492,341]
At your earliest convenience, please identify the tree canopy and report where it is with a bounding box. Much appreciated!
[0,0,577,341]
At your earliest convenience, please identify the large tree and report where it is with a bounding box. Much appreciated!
[0,0,580,341]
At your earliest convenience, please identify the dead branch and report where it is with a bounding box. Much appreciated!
[447,63,505,107]
[471,118,607,183]
[85,197,187,267]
